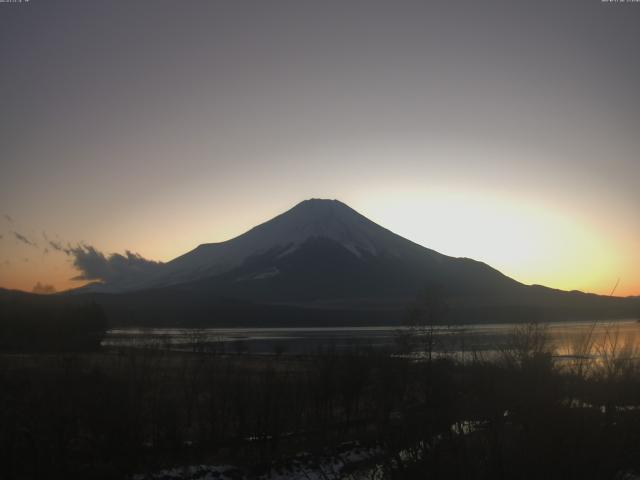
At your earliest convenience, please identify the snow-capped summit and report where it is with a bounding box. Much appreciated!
[137,198,438,290]
[205,198,430,258]
[84,198,519,302]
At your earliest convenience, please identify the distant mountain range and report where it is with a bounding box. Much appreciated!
[11,199,640,327]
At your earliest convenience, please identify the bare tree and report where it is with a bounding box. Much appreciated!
[397,286,448,362]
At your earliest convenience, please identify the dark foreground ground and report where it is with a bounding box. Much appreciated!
[3,326,640,480]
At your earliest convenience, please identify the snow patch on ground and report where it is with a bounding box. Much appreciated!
[132,443,383,480]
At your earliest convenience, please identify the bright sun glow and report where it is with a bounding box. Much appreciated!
[362,189,626,295]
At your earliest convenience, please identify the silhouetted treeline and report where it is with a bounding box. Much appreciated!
[3,339,640,479]
[0,290,107,351]
[60,280,640,328]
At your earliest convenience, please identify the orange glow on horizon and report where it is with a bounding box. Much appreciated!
[1,193,638,297]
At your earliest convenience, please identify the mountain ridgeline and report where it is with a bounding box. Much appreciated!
[0,288,107,351]
[73,199,639,327]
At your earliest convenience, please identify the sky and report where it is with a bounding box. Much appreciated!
[0,0,639,296]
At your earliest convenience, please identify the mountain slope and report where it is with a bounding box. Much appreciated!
[90,198,521,299]
[71,199,640,326]
[147,198,443,289]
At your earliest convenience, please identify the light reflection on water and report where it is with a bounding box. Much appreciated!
[103,319,640,357]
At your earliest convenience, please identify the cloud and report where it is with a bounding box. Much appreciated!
[32,282,56,294]
[48,239,69,253]
[3,214,13,223]
[13,231,37,247]
[68,245,163,284]
[42,231,71,254]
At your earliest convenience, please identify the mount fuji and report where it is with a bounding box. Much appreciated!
[87,199,520,297]
[75,199,638,326]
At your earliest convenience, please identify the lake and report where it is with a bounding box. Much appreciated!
[103,318,640,359]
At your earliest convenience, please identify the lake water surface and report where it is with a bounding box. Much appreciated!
[104,319,640,358]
